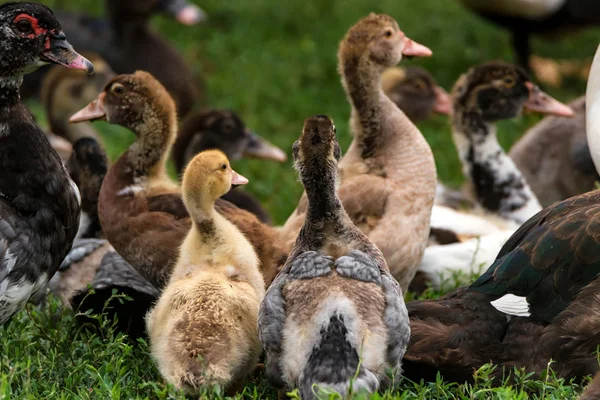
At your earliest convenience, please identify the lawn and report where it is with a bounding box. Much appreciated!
[2,0,599,398]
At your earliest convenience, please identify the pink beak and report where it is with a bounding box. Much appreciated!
[401,32,432,58]
[69,92,107,123]
[175,5,206,25]
[231,170,249,186]
[433,86,452,115]
[524,82,575,117]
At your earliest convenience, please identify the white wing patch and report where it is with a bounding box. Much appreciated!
[117,185,144,197]
[69,178,81,206]
[3,249,16,273]
[490,294,531,317]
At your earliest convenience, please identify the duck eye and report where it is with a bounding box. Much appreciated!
[15,18,34,34]
[413,79,426,91]
[384,29,393,38]
[111,84,125,95]
[503,77,515,88]
[221,164,227,171]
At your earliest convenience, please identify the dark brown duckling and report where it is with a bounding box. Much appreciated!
[21,0,204,117]
[41,52,115,146]
[173,109,287,224]
[0,2,91,324]
[70,71,286,290]
[381,66,452,123]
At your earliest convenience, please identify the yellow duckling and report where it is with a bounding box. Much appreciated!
[146,149,265,394]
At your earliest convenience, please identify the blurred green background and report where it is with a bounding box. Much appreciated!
[32,0,600,225]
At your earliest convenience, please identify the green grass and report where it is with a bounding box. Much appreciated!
[3,0,600,398]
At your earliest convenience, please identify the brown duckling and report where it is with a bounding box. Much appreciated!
[173,109,287,223]
[283,13,437,291]
[259,115,408,399]
[381,66,452,123]
[147,150,264,394]
[41,52,115,147]
[70,71,286,289]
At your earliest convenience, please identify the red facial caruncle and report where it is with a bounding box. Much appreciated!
[13,13,46,38]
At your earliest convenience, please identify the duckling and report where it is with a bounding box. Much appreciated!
[381,66,452,123]
[41,52,115,147]
[21,0,204,117]
[335,14,436,290]
[0,2,93,324]
[510,96,596,206]
[70,71,286,289]
[402,46,600,384]
[259,115,408,399]
[173,109,287,223]
[147,150,264,394]
[418,61,575,289]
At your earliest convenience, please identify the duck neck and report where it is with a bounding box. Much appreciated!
[0,75,23,117]
[453,111,541,223]
[127,111,176,180]
[187,196,223,243]
[108,4,150,39]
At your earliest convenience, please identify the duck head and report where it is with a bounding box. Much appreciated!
[452,61,574,128]
[182,149,248,214]
[70,70,176,139]
[174,109,287,173]
[293,115,341,192]
[0,2,93,76]
[382,66,452,122]
[338,13,431,74]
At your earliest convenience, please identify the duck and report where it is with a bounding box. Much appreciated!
[580,373,600,400]
[173,109,287,223]
[510,96,597,206]
[381,66,452,123]
[455,0,600,76]
[259,115,409,399]
[41,52,115,149]
[21,0,204,117]
[0,2,93,324]
[147,149,264,394]
[69,71,286,289]
[416,62,575,289]
[282,13,437,292]
[41,137,158,338]
[402,45,600,384]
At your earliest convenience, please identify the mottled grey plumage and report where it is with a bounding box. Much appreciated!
[381,272,410,366]
[288,251,334,279]
[59,238,106,271]
[335,250,382,285]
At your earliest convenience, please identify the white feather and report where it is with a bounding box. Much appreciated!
[490,294,531,317]
[586,44,600,176]
[430,205,519,237]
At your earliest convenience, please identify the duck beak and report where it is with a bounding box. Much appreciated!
[231,169,249,187]
[41,31,94,74]
[401,32,432,58]
[524,82,575,117]
[433,86,452,115]
[160,0,207,25]
[69,92,107,123]
[243,130,288,162]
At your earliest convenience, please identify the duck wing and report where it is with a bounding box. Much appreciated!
[469,190,600,322]
[258,251,334,388]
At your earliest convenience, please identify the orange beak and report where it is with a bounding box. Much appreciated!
[231,170,249,186]
[524,82,575,117]
[69,92,107,123]
[401,32,432,58]
[433,86,452,115]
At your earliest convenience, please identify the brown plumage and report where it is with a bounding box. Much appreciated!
[70,71,285,289]
[282,13,437,291]
[580,373,600,400]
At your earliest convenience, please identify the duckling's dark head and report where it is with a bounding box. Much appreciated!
[382,66,451,122]
[0,2,93,77]
[173,109,287,173]
[70,70,177,138]
[293,115,341,187]
[452,61,574,126]
[338,13,431,73]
